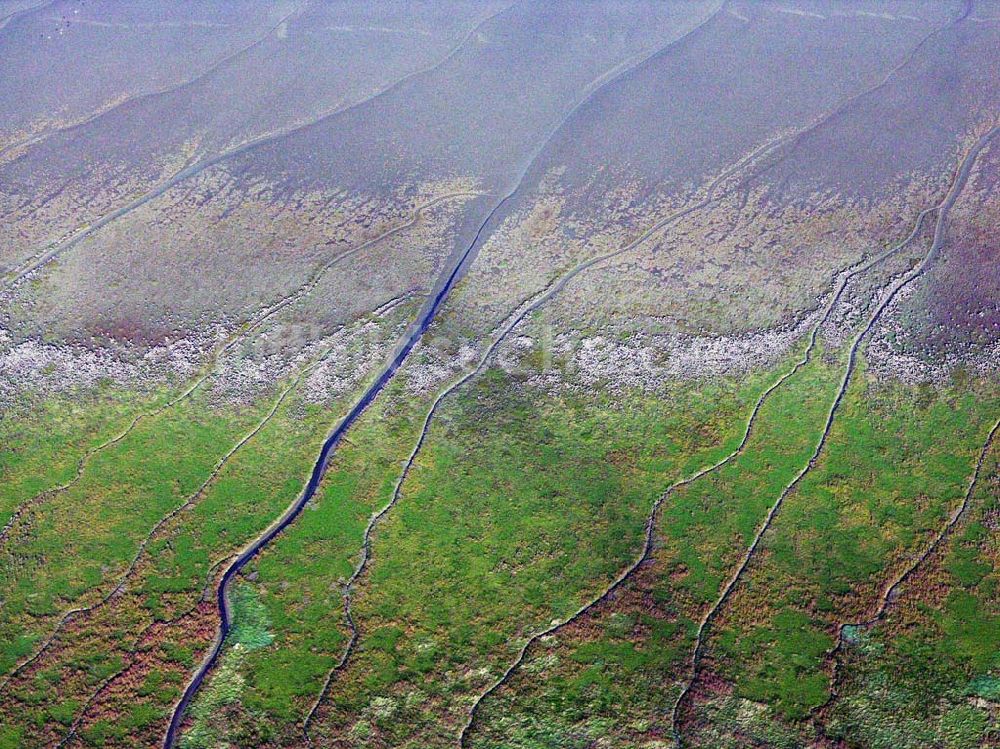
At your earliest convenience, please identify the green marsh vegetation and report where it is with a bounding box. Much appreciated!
[0,388,258,671]
[179,372,441,746]
[0,302,416,747]
[2,239,995,749]
[464,356,998,748]
[465,338,843,748]
[0,386,174,529]
[184,348,776,747]
[705,365,1000,722]
[823,429,999,749]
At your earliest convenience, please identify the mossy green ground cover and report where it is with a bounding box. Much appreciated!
[181,585,275,749]
[466,342,842,748]
[2,319,996,749]
[0,386,169,528]
[462,349,999,749]
[0,303,417,747]
[0,381,377,746]
[705,365,1000,723]
[0,388,258,675]
[320,377,739,745]
[185,352,774,747]
[825,435,999,749]
[175,378,433,746]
